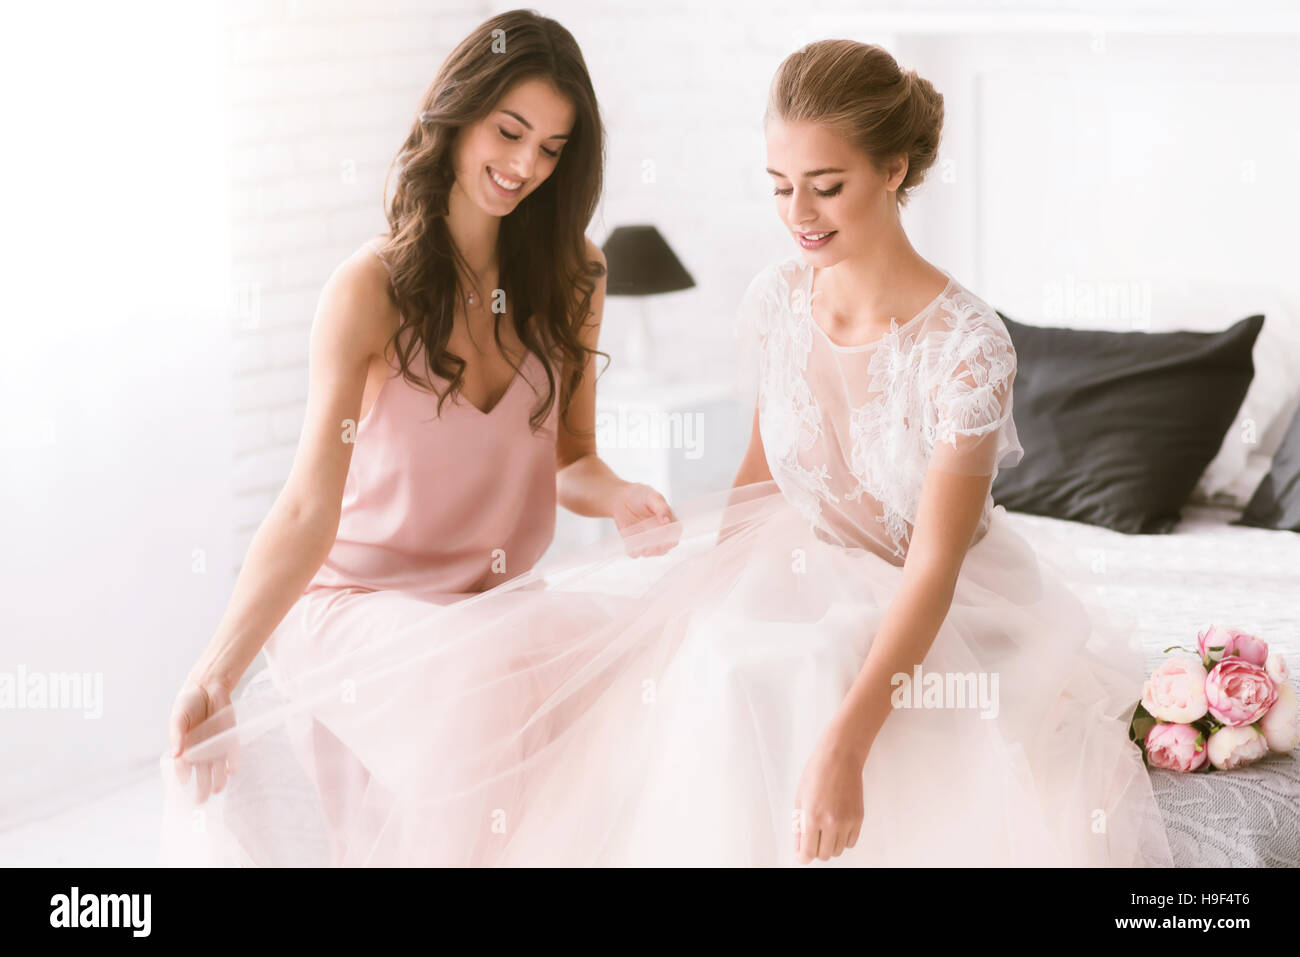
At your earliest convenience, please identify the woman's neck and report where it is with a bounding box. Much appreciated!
[445,179,500,278]
[815,218,930,331]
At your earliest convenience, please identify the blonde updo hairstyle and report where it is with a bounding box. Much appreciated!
[766,39,944,208]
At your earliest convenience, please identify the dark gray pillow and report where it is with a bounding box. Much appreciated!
[990,312,1264,533]
[1236,402,1300,531]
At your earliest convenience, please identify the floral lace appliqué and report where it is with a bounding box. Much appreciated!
[746,259,1016,560]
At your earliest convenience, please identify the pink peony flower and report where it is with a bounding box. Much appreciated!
[1205,725,1270,770]
[1144,723,1209,772]
[1205,658,1278,727]
[1265,652,1290,686]
[1259,682,1300,754]
[1197,624,1268,666]
[1141,656,1209,723]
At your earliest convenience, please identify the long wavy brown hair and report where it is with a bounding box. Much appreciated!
[378,9,607,432]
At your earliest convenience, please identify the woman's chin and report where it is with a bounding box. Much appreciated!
[799,247,846,267]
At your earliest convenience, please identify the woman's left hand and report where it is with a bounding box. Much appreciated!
[611,482,681,557]
[793,731,867,864]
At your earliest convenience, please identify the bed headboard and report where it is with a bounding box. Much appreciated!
[894,24,1300,328]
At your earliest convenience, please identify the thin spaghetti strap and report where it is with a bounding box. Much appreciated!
[369,237,395,281]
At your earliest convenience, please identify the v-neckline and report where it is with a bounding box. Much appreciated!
[457,351,533,416]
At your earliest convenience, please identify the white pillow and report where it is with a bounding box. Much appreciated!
[1147,279,1300,507]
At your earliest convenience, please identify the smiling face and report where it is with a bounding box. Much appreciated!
[452,75,576,216]
[765,117,907,265]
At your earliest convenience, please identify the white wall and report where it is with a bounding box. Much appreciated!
[0,1,232,827]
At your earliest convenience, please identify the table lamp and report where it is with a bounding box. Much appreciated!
[600,225,695,376]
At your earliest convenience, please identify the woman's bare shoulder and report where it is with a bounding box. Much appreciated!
[355,233,395,282]
[314,236,400,358]
[358,232,389,261]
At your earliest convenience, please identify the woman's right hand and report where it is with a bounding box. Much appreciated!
[168,675,239,804]
[612,482,681,557]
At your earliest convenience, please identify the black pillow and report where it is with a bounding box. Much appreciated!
[1235,402,1300,531]
[990,312,1264,533]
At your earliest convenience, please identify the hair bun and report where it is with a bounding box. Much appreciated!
[767,40,944,207]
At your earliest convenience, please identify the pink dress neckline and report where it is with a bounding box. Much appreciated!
[300,245,560,603]
[366,241,544,420]
[359,343,546,429]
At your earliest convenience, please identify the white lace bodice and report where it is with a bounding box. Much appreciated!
[737,257,1023,565]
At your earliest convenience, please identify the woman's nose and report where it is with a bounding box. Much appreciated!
[789,189,815,225]
[505,144,534,182]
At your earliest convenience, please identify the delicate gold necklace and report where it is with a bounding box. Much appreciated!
[462,269,494,308]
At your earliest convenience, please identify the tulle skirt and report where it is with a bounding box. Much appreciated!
[159,481,1174,867]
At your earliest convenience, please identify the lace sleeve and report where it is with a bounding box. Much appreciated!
[732,265,777,404]
[924,316,1024,477]
[735,266,779,344]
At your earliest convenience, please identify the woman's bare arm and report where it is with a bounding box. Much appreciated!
[828,464,992,758]
[731,399,773,488]
[791,455,992,863]
[555,239,677,554]
[182,246,393,695]
[829,360,1012,759]
[711,399,775,544]
[554,240,625,516]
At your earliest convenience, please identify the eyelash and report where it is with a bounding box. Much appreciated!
[499,127,560,158]
[773,184,843,197]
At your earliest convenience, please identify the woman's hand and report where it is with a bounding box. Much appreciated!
[793,730,867,864]
[611,482,681,557]
[168,674,239,804]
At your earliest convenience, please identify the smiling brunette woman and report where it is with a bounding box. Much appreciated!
[163,9,678,866]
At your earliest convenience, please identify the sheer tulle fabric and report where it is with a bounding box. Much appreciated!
[159,258,1173,867]
[160,481,1171,866]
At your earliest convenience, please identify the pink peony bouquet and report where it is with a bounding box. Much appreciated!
[1129,624,1299,772]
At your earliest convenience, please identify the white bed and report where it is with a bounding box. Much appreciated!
[1003,504,1300,867]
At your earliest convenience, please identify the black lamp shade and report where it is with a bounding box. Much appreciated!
[601,225,695,296]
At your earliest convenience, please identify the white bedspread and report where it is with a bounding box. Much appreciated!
[1003,504,1300,867]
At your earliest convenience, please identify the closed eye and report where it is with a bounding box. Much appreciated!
[773,184,843,197]
[499,126,561,159]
